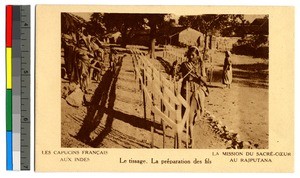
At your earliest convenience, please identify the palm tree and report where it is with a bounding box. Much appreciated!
[61,13,84,34]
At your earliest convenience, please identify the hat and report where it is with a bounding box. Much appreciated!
[187,46,200,56]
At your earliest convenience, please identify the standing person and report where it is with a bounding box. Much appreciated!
[74,38,94,92]
[175,46,208,99]
[203,49,214,84]
[173,46,209,147]
[109,46,119,71]
[79,27,92,52]
[222,50,233,88]
[62,31,77,81]
[197,36,201,49]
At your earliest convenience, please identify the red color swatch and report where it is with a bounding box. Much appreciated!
[6,5,12,47]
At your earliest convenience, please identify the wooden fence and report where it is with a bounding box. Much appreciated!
[131,48,193,148]
[162,45,186,65]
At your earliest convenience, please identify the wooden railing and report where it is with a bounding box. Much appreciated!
[130,48,193,148]
[162,45,186,65]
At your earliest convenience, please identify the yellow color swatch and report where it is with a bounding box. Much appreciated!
[6,47,12,89]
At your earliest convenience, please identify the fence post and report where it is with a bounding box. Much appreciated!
[150,66,155,148]
[141,56,148,147]
[185,81,190,148]
[174,83,180,149]
[159,73,166,148]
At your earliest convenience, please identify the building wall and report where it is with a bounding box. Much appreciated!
[169,34,179,46]
[215,37,240,51]
[177,28,202,47]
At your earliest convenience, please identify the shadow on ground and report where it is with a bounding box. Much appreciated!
[75,56,162,148]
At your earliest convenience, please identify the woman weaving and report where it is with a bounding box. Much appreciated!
[172,46,209,147]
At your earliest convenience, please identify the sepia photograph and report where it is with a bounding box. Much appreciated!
[60,12,269,149]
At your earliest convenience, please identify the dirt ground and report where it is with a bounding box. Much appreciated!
[61,47,268,149]
[208,51,268,149]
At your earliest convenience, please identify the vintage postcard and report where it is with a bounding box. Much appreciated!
[35,5,294,172]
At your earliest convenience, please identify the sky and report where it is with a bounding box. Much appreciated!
[72,12,266,23]
[72,12,92,21]
[244,15,266,22]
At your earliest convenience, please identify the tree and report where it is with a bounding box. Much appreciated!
[61,13,85,34]
[178,14,243,58]
[102,13,145,47]
[145,14,166,58]
[102,13,168,58]
[87,13,106,37]
[221,15,250,37]
[178,16,195,28]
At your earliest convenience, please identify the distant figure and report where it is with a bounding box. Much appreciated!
[222,51,233,88]
[109,46,118,71]
[197,36,201,48]
[203,49,214,84]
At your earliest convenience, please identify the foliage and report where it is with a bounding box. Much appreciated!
[232,15,269,59]
[102,13,146,47]
[178,14,240,59]
[178,14,253,38]
[87,13,106,37]
[102,13,168,55]
[61,13,85,34]
[232,34,269,58]
[220,15,250,37]
[178,15,240,36]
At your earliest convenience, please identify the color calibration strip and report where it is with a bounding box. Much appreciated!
[6,5,31,171]
[6,5,13,171]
